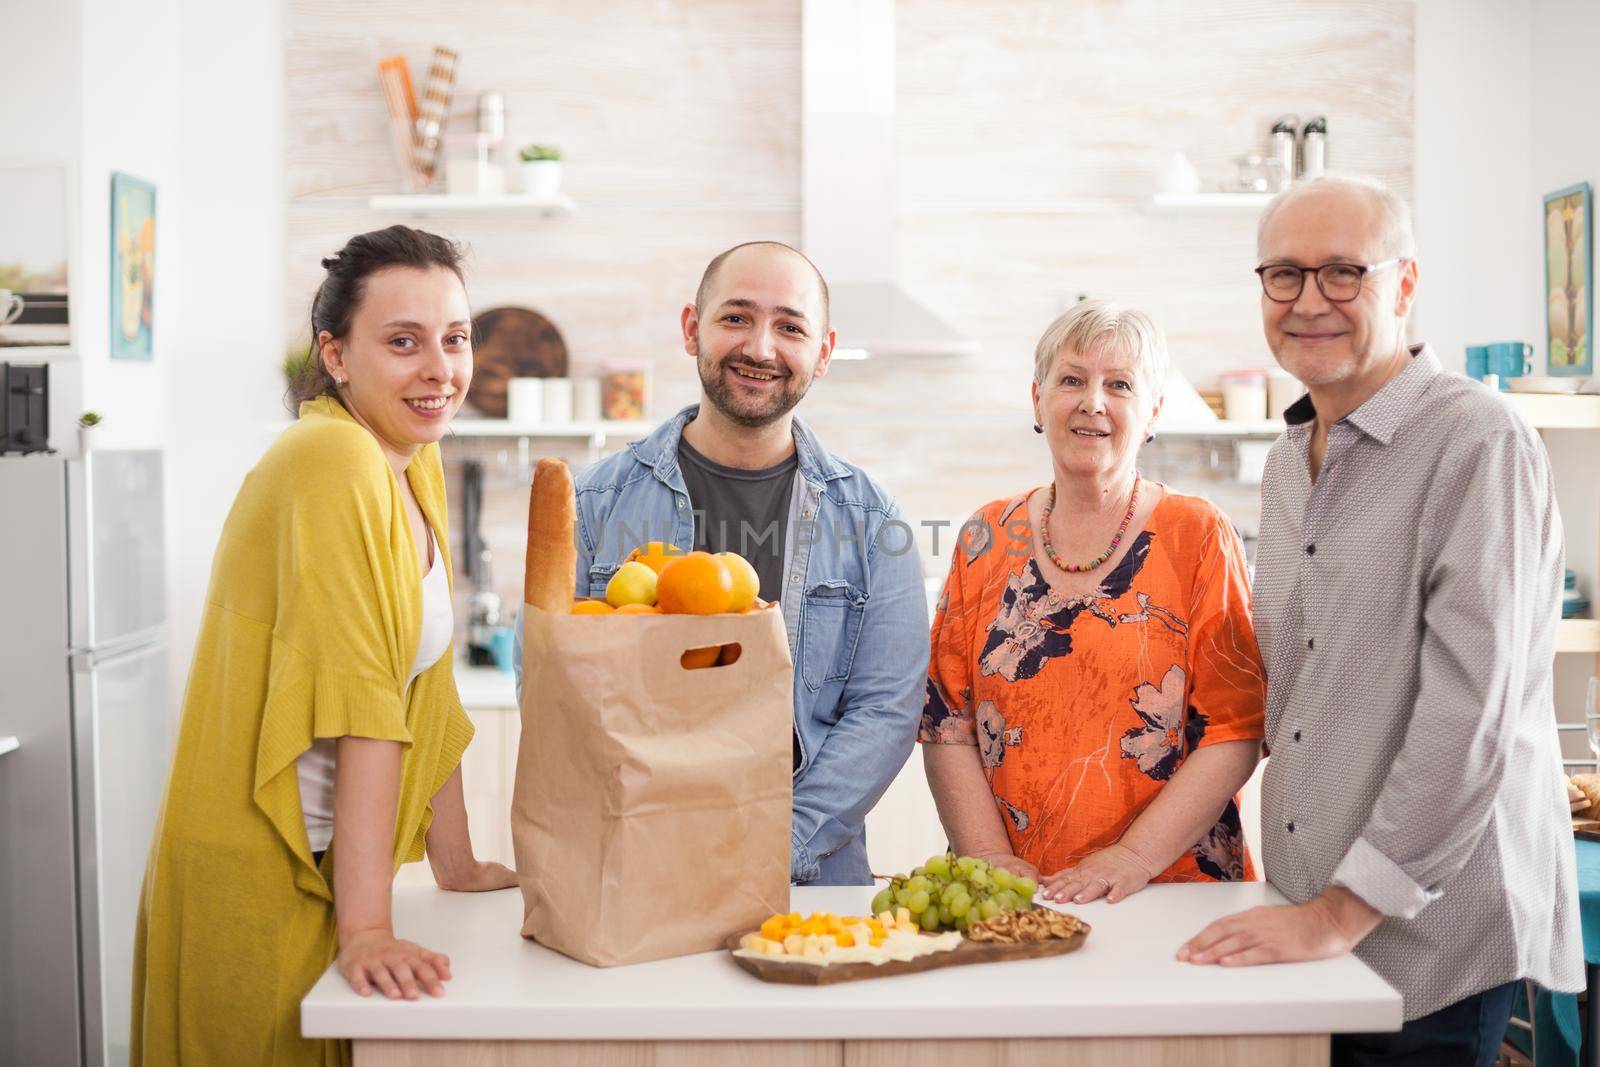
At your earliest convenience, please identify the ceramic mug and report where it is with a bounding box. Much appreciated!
[507,377,544,424]
[489,626,517,672]
[0,289,23,326]
[1465,345,1490,381]
[542,378,574,424]
[1487,341,1532,390]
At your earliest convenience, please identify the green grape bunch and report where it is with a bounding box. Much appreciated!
[870,853,1039,934]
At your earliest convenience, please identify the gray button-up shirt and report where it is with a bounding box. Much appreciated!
[1256,344,1582,1019]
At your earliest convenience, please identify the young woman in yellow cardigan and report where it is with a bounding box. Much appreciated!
[132,226,517,1065]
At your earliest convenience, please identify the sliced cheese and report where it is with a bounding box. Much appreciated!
[733,929,963,968]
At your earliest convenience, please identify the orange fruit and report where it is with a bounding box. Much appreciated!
[717,552,760,612]
[614,603,661,615]
[681,646,721,669]
[626,541,686,576]
[570,600,615,615]
[656,551,735,615]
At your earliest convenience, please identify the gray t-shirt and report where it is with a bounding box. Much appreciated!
[677,437,796,603]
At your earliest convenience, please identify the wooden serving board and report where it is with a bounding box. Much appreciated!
[466,306,569,417]
[724,925,1090,986]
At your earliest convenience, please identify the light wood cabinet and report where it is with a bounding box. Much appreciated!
[396,704,520,886]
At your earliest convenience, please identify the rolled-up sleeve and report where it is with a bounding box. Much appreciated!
[1330,427,1556,919]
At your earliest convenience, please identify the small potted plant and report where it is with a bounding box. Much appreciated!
[519,144,563,198]
[283,347,311,388]
[78,411,102,454]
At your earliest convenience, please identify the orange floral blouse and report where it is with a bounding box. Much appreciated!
[920,486,1266,882]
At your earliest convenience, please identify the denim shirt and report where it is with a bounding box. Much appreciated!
[515,405,928,884]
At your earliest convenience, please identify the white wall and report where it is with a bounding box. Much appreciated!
[75,0,179,448]
[0,2,81,159]
[160,0,285,718]
[1412,0,1539,373]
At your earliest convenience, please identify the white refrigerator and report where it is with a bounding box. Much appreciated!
[0,450,170,1066]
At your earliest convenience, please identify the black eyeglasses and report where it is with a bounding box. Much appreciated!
[1254,258,1405,303]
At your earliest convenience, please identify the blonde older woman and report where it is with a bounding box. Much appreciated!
[920,299,1265,905]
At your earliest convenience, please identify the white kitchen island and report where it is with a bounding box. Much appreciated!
[303,882,1400,1066]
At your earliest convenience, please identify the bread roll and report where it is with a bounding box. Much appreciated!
[524,458,576,613]
[1570,773,1600,820]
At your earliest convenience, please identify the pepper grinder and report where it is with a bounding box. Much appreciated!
[1301,116,1328,180]
[1270,115,1299,190]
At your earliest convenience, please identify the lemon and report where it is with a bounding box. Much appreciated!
[606,560,659,608]
[718,552,760,613]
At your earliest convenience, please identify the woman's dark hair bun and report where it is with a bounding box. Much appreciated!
[287,225,466,411]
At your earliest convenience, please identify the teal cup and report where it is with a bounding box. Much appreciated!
[490,626,517,673]
[1465,345,1490,381]
[1487,341,1532,390]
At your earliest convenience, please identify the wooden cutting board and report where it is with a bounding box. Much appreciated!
[467,306,569,417]
[725,925,1090,986]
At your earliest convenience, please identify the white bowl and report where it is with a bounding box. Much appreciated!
[1507,376,1586,394]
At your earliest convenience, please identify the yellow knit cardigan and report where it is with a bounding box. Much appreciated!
[131,397,473,1066]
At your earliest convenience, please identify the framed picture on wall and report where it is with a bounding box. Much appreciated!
[1544,181,1592,377]
[110,171,156,361]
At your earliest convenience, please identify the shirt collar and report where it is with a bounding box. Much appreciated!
[1282,343,1439,446]
[629,403,847,484]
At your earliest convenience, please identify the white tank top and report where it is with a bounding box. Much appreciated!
[296,526,453,853]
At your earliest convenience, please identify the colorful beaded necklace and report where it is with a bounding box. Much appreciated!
[1040,475,1140,573]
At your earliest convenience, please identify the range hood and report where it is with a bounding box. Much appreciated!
[801,0,977,360]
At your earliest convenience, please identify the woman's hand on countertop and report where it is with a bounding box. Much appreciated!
[435,859,519,893]
[971,851,1041,882]
[338,927,452,1000]
[1040,842,1156,905]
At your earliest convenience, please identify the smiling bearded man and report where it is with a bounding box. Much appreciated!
[691,243,822,429]
[515,240,929,886]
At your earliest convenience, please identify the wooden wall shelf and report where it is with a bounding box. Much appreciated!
[1505,392,1600,430]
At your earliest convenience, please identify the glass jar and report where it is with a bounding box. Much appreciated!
[602,368,649,421]
[444,132,508,196]
[1219,370,1269,421]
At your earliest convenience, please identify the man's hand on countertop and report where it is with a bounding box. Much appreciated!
[1175,885,1383,967]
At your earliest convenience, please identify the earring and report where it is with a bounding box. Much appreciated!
[1145,433,1155,444]
[1033,423,1043,434]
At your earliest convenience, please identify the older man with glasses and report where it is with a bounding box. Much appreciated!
[1178,176,1583,1066]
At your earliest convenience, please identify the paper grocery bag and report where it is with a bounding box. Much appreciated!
[512,603,793,966]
